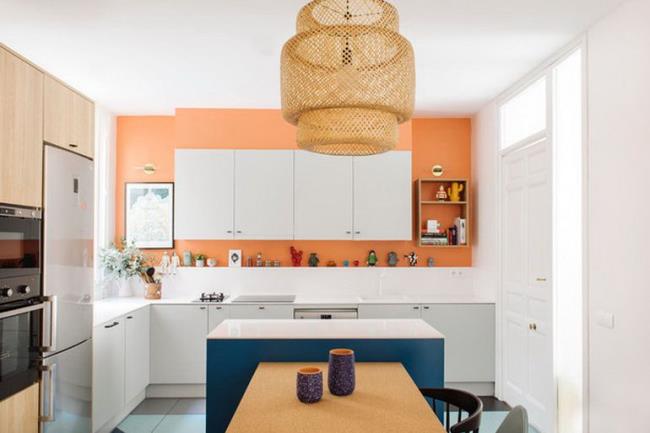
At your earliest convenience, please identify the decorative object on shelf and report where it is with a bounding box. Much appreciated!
[99,239,146,297]
[207,258,218,268]
[427,257,435,267]
[194,254,206,268]
[353,260,360,267]
[435,185,448,201]
[343,260,350,267]
[274,260,281,267]
[170,252,180,274]
[182,250,192,267]
[404,251,418,267]
[454,217,467,245]
[246,256,253,267]
[387,251,399,267]
[265,260,273,267]
[448,226,458,245]
[144,282,162,300]
[308,253,320,267]
[328,348,356,396]
[290,246,304,267]
[229,250,242,267]
[256,252,263,267]
[367,250,378,267]
[431,164,444,177]
[296,367,323,404]
[326,260,337,267]
[125,182,174,249]
[447,181,465,202]
[159,251,171,274]
[280,0,415,156]
[426,219,441,234]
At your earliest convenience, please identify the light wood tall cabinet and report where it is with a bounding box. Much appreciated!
[44,75,95,159]
[0,383,39,433]
[0,46,44,208]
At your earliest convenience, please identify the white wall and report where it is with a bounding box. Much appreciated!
[587,1,650,432]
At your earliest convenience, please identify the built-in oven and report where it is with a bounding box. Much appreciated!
[0,204,42,305]
[0,299,43,401]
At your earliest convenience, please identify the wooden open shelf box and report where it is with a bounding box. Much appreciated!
[416,178,470,248]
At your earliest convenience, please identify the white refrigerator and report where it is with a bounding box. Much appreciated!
[41,144,94,433]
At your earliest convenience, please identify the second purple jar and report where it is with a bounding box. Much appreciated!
[328,348,355,396]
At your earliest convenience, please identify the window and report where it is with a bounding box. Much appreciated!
[500,77,547,150]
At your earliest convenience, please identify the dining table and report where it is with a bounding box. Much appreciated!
[225,362,446,433]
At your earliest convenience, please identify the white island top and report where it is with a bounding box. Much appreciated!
[207,319,445,340]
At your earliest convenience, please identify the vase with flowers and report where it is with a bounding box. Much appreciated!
[99,239,146,297]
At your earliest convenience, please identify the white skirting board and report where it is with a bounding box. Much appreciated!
[146,384,206,399]
[446,382,495,397]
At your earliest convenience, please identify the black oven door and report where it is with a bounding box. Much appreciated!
[0,300,43,401]
[0,206,42,280]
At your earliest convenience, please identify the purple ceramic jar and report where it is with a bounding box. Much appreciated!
[328,348,355,396]
[296,367,323,403]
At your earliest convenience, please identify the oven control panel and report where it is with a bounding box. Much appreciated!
[0,275,40,305]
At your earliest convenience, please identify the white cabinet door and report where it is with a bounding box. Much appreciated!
[175,149,235,239]
[353,151,412,240]
[229,304,293,319]
[358,304,421,319]
[234,150,294,239]
[421,304,495,383]
[208,305,229,333]
[294,151,354,240]
[150,305,208,384]
[92,318,125,432]
[124,307,150,404]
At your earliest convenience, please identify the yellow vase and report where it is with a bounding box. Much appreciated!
[447,182,465,202]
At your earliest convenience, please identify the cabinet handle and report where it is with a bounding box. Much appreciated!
[536,278,547,282]
[227,230,233,234]
[413,306,420,310]
[68,143,78,148]
[345,231,352,234]
[104,321,119,329]
[236,230,243,234]
[423,306,430,310]
[39,363,56,422]
[354,231,361,234]
[258,306,265,310]
[216,307,222,310]
[529,323,538,331]
[126,316,133,320]
[200,307,207,310]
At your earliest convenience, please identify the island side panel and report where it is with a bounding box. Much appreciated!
[206,338,444,433]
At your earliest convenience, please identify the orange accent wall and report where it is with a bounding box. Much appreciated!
[114,111,471,267]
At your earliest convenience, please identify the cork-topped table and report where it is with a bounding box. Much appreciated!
[226,362,446,433]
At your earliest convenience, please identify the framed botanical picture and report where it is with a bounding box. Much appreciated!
[125,182,174,249]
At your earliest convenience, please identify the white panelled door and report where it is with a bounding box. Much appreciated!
[501,140,554,433]
[234,150,294,240]
[175,149,235,239]
[294,151,354,240]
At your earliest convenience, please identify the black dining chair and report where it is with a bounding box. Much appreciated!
[419,388,483,433]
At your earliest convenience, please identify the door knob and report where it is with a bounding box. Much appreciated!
[536,278,547,282]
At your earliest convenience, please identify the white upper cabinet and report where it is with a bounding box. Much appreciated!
[294,151,354,240]
[353,151,412,240]
[175,149,234,240]
[234,150,294,240]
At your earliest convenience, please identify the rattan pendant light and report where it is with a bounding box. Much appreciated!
[281,0,415,156]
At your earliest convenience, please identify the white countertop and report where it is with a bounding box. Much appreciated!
[207,319,445,340]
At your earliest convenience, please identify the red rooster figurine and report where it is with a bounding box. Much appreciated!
[290,246,303,267]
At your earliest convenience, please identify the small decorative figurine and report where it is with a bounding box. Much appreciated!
[404,252,418,267]
[343,260,350,267]
[387,251,399,267]
[367,250,378,267]
[207,258,217,267]
[435,185,448,201]
[255,252,263,267]
[290,246,304,267]
[160,251,171,274]
[427,257,435,267]
[308,253,320,267]
[183,250,192,267]
[170,252,180,274]
[247,256,253,267]
[326,260,337,267]
[447,182,465,202]
[353,260,360,267]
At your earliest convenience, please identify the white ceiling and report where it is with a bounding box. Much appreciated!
[0,0,623,116]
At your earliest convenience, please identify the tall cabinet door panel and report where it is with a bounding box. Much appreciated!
[125,307,150,403]
[234,150,294,240]
[0,47,43,208]
[294,151,353,240]
[93,318,125,432]
[353,151,412,240]
[175,149,235,239]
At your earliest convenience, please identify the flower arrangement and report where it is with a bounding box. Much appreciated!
[99,239,146,280]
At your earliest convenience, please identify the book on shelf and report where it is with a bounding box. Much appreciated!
[454,217,467,245]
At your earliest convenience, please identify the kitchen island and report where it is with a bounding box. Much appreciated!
[206,319,445,433]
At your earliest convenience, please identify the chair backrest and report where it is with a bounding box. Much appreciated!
[419,388,483,433]
[495,406,528,433]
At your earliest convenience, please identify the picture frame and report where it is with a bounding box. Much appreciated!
[125,182,174,249]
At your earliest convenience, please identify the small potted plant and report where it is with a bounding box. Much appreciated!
[195,254,206,268]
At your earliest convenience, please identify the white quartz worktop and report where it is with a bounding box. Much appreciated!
[93,294,494,326]
[208,319,445,340]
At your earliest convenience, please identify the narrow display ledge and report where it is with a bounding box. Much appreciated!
[208,319,445,340]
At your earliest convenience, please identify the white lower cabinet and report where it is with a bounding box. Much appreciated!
[150,305,209,384]
[358,304,422,319]
[124,307,150,403]
[229,304,293,319]
[420,304,495,383]
[92,317,125,432]
[208,305,229,333]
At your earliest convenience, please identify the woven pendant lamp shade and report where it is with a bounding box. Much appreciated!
[281,0,415,156]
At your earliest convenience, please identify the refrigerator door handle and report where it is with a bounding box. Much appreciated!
[41,295,58,353]
[40,363,56,423]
